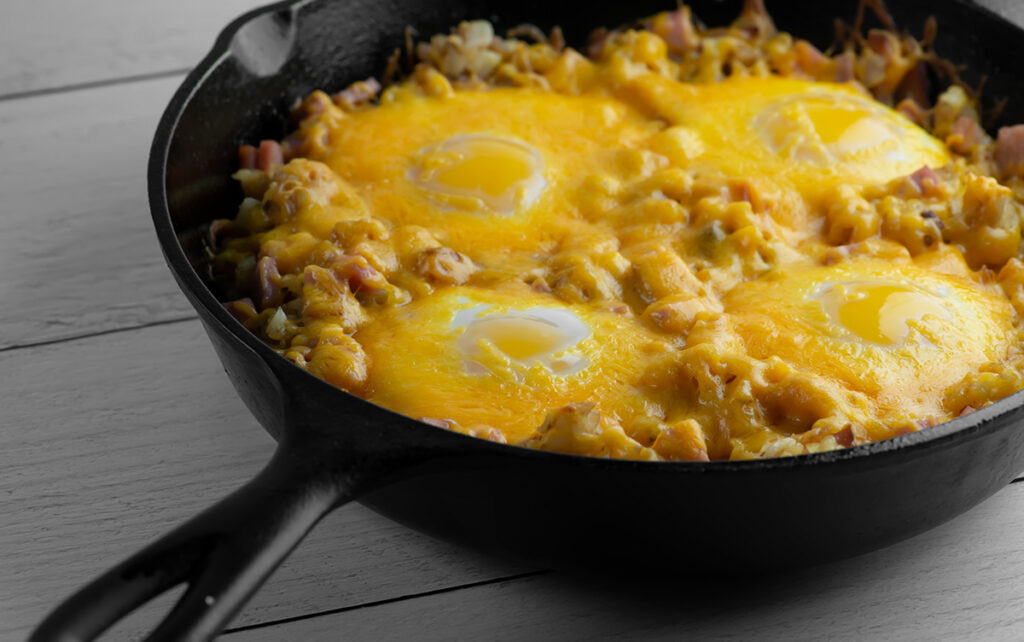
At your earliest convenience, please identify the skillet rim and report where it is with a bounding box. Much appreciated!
[147,0,1024,473]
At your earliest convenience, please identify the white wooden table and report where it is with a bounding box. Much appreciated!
[3,1,1024,640]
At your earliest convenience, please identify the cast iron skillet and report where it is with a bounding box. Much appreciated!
[31,0,1024,640]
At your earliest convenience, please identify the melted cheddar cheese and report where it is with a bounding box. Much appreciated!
[214,6,1024,461]
[624,75,952,208]
[356,286,671,442]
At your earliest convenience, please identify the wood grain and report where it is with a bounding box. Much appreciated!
[0,0,267,98]
[4,318,1022,640]
[0,0,1020,354]
[2,78,1024,642]
[225,482,1024,641]
[0,0,1016,100]
[0,76,196,351]
[0,319,528,641]
[5,2,1024,641]
[975,0,1024,27]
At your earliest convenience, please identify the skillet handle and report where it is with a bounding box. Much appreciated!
[29,436,350,642]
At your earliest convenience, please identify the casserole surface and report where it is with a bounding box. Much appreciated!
[212,2,1024,461]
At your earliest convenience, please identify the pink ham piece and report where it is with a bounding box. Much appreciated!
[333,77,382,109]
[256,140,284,171]
[908,165,941,197]
[665,7,700,53]
[996,125,1024,177]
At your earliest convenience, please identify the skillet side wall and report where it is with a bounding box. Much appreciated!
[356,410,1024,573]
[197,298,1024,573]
[159,0,1024,573]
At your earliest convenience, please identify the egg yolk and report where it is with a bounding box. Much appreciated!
[454,306,590,375]
[724,259,1015,414]
[314,88,660,259]
[619,75,951,208]
[817,281,951,346]
[412,134,546,215]
[807,102,869,143]
[759,96,900,164]
[355,287,671,440]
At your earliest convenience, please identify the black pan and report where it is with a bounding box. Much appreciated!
[31,0,1024,640]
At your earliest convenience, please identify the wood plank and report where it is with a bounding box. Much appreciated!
[976,0,1024,28]
[3,316,1020,640]
[0,0,1022,354]
[0,0,267,97]
[0,75,197,351]
[0,319,528,641]
[0,0,1017,99]
[225,482,1024,641]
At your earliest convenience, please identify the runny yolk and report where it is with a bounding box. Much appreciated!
[458,316,569,361]
[805,102,869,144]
[759,95,897,163]
[434,142,535,196]
[414,134,546,214]
[819,281,951,346]
[453,306,591,376]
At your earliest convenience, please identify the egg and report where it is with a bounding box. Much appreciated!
[815,280,953,346]
[313,88,661,263]
[355,287,672,440]
[621,75,951,208]
[452,304,591,376]
[411,134,546,215]
[724,259,1016,417]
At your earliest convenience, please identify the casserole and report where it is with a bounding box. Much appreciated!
[214,5,1023,462]
[32,1,1024,640]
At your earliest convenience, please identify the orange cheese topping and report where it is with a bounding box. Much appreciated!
[214,9,1024,461]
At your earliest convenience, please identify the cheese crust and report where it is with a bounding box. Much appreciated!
[214,5,1024,461]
